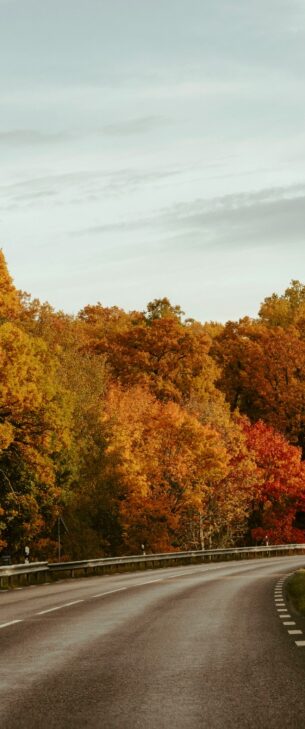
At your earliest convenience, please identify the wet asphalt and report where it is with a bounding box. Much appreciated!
[1,556,305,728]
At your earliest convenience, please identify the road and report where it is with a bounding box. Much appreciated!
[1,556,305,728]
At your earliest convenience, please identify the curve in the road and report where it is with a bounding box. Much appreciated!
[1,556,305,729]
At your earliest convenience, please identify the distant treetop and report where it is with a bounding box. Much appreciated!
[144,297,185,322]
[0,249,22,321]
[259,280,305,329]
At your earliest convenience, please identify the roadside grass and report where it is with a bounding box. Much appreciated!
[286,570,305,616]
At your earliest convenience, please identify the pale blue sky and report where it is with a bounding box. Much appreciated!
[1,0,305,321]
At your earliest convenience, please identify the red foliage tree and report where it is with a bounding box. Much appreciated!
[241,419,305,544]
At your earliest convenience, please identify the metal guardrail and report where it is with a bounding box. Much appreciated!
[0,561,48,576]
[0,562,49,588]
[47,543,305,572]
[1,545,305,586]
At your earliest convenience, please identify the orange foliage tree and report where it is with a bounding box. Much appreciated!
[213,318,305,453]
[80,298,220,407]
[99,384,238,553]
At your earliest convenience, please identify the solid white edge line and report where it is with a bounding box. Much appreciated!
[37,600,84,615]
[0,620,23,628]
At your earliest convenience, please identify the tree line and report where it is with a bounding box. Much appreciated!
[1,250,305,561]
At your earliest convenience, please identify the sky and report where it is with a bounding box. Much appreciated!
[1,0,305,323]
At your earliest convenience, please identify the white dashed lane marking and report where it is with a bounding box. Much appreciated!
[136,579,163,585]
[288,630,303,635]
[274,577,305,647]
[91,588,127,598]
[0,566,225,629]
[37,600,84,615]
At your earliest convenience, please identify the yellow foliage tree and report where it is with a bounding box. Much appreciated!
[0,319,73,557]
[0,249,22,321]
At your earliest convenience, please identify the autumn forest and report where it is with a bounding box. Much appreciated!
[1,250,305,562]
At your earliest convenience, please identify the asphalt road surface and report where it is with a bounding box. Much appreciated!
[1,556,305,728]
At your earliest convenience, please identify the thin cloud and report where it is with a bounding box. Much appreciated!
[73,218,154,236]
[101,116,167,136]
[0,120,168,147]
[165,185,305,250]
[73,182,305,252]
[0,129,70,145]
[0,166,184,209]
